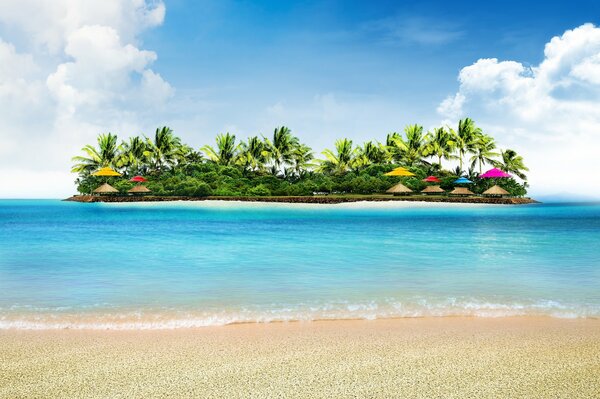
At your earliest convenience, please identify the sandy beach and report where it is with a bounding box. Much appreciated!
[2,317,599,398]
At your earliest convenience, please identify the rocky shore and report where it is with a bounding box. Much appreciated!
[65,194,538,205]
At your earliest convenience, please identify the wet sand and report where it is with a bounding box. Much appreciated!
[1,317,599,398]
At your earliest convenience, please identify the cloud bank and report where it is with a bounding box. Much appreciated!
[0,0,171,197]
[438,23,600,199]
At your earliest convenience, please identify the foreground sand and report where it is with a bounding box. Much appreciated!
[1,317,599,398]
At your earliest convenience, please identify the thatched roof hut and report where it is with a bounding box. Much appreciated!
[386,183,413,195]
[421,185,444,194]
[450,187,474,196]
[93,183,118,194]
[482,185,510,197]
[128,185,151,194]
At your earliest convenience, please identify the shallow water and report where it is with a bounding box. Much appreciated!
[1,200,599,329]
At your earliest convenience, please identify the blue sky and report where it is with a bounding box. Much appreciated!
[1,0,600,197]
[144,0,600,127]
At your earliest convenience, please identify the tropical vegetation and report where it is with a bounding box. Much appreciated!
[72,118,529,197]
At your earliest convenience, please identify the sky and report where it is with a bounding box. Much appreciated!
[1,0,600,199]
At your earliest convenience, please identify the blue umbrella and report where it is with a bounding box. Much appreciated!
[454,177,473,184]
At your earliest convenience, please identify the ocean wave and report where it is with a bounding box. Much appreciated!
[1,298,598,330]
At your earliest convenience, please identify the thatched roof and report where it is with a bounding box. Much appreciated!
[450,187,474,196]
[93,183,118,194]
[386,183,413,194]
[421,185,444,194]
[128,185,151,193]
[483,185,510,196]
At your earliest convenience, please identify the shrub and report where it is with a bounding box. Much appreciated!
[248,184,271,196]
[194,182,212,197]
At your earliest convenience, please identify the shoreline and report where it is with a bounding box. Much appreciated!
[65,194,538,205]
[2,317,599,398]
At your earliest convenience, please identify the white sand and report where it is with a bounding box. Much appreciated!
[1,317,599,398]
[102,198,495,210]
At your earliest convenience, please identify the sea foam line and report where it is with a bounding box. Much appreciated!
[1,300,597,330]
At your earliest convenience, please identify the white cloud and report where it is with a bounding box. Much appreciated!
[439,23,600,199]
[0,0,165,53]
[436,93,465,120]
[0,0,171,198]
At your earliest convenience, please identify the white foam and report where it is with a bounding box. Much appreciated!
[1,299,596,330]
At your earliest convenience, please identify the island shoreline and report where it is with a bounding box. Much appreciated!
[64,194,538,205]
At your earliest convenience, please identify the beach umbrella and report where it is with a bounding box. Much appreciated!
[453,177,473,184]
[384,167,415,177]
[423,176,441,183]
[92,167,122,177]
[130,176,147,183]
[480,168,511,179]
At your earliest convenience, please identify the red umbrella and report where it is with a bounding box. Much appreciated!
[130,176,148,183]
[423,176,441,183]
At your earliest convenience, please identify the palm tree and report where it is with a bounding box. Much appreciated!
[386,125,426,166]
[470,134,499,174]
[144,126,182,173]
[363,141,386,164]
[71,132,119,174]
[351,141,385,171]
[237,136,267,172]
[449,118,481,171]
[263,126,299,174]
[402,124,427,166]
[318,138,355,174]
[384,132,405,163]
[288,144,314,177]
[497,149,529,180]
[201,132,238,166]
[117,136,147,175]
[174,144,203,166]
[424,127,454,169]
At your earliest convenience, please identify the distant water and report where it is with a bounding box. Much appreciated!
[1,199,599,329]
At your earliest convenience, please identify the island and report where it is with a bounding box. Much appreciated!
[69,119,534,205]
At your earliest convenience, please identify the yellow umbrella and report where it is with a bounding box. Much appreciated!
[92,167,122,177]
[384,167,415,177]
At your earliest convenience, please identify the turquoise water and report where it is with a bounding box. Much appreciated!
[1,200,599,329]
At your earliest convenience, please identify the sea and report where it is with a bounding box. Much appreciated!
[0,199,599,329]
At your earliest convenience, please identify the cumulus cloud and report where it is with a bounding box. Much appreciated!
[0,0,171,198]
[438,23,600,199]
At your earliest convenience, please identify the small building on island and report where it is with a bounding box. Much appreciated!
[450,187,474,196]
[93,183,119,195]
[128,185,151,195]
[421,185,444,194]
[482,185,510,197]
[386,183,413,196]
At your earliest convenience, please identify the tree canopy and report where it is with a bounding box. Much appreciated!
[72,120,529,197]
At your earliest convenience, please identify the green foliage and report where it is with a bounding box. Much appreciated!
[248,184,271,196]
[112,180,135,193]
[72,121,530,198]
